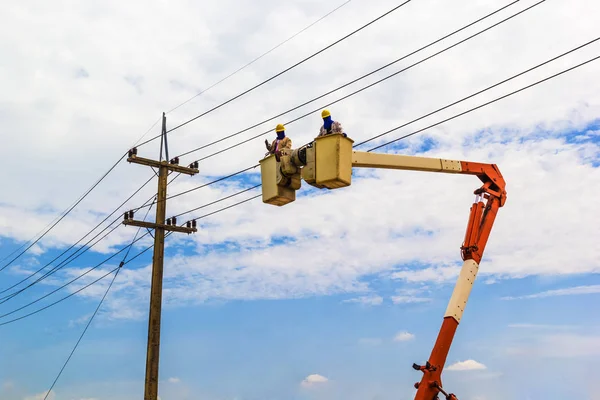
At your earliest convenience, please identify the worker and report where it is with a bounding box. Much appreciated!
[318,109,347,137]
[265,123,292,159]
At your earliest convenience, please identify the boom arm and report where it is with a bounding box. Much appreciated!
[259,133,507,400]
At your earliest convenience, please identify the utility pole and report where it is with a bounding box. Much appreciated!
[123,113,199,400]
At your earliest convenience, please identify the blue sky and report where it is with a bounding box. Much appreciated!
[1,0,600,399]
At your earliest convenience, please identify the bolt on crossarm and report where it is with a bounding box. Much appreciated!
[258,133,507,400]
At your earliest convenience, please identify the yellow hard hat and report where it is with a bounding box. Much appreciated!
[321,109,331,118]
[275,123,285,132]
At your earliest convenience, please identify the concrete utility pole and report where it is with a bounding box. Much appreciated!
[123,113,199,400]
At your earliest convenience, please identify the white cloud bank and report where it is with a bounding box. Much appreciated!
[0,0,599,320]
[301,374,329,388]
[446,359,487,371]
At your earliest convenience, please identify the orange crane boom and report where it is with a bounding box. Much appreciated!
[259,133,508,400]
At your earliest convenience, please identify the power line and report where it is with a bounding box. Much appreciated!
[130,164,260,213]
[136,0,414,147]
[0,242,154,327]
[0,153,128,272]
[0,229,151,319]
[171,184,261,219]
[0,187,256,321]
[0,111,162,270]
[40,196,156,400]
[159,35,600,206]
[366,53,600,152]
[0,176,156,300]
[133,0,526,208]
[174,0,522,159]
[6,50,596,327]
[41,266,119,400]
[0,222,121,306]
[0,191,262,326]
[178,0,546,163]
[354,35,600,147]
[166,0,354,115]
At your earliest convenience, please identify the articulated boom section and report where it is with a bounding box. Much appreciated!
[258,133,507,400]
[413,163,506,400]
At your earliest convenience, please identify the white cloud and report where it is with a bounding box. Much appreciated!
[342,295,383,306]
[167,377,181,384]
[301,373,329,387]
[393,331,415,342]
[502,285,600,300]
[446,359,487,371]
[0,0,599,321]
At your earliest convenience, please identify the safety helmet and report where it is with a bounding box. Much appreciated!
[275,123,285,132]
[321,109,331,119]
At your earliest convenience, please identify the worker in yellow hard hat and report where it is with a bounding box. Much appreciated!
[265,123,292,159]
[318,109,346,138]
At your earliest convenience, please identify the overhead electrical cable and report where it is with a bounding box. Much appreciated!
[182,0,547,163]
[0,229,150,319]
[135,0,414,147]
[364,53,600,151]
[0,111,163,269]
[0,176,156,298]
[0,192,261,326]
[130,164,260,213]
[140,0,535,201]
[353,35,600,147]
[40,199,156,400]
[0,0,352,270]
[4,51,597,327]
[173,0,522,159]
[166,0,354,115]
[0,222,122,306]
[0,154,128,272]
[157,37,600,207]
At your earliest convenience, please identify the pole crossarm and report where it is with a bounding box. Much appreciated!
[122,219,197,234]
[127,155,199,176]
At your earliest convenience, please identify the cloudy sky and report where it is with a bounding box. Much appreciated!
[1,0,599,399]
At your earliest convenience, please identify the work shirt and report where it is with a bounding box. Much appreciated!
[269,136,292,153]
[318,121,344,137]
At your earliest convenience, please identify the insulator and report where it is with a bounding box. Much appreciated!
[194,161,199,169]
[123,212,129,220]
[128,149,133,157]
[172,216,177,225]
[128,210,134,219]
[186,221,191,228]
[133,147,138,155]
[192,219,197,228]
[175,157,179,165]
